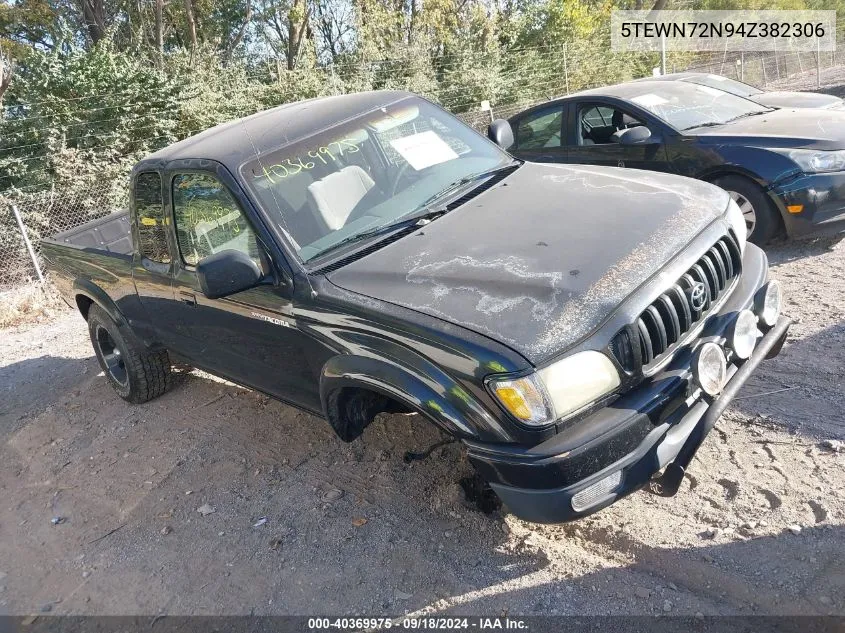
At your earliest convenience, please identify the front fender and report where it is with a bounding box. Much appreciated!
[696,146,800,188]
[320,354,509,442]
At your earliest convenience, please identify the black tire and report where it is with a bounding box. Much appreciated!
[87,304,171,404]
[713,175,781,245]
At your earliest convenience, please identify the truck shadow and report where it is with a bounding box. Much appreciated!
[0,353,99,440]
[764,234,843,265]
[410,523,845,617]
[0,317,841,615]
[726,320,845,440]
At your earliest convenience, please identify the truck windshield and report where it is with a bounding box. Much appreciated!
[241,97,512,262]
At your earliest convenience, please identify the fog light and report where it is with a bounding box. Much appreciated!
[755,280,782,328]
[729,309,758,360]
[571,471,622,512]
[693,342,727,396]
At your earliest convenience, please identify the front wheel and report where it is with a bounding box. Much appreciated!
[87,304,171,404]
[713,175,781,245]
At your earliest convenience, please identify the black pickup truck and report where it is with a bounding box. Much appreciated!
[42,91,790,523]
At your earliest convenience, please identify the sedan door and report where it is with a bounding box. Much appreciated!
[564,100,671,172]
[509,103,567,163]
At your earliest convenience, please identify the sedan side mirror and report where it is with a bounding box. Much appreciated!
[487,119,514,150]
[617,126,657,145]
[196,249,263,299]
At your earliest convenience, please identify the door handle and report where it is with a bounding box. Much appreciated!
[179,291,197,306]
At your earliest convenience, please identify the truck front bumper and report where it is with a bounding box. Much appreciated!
[465,316,790,524]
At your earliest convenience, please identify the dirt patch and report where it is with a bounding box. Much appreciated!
[0,283,67,329]
[0,238,843,617]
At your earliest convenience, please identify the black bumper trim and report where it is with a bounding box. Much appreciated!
[477,316,791,523]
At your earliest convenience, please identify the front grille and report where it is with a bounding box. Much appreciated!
[633,234,742,369]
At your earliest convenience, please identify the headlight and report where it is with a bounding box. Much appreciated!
[725,197,747,254]
[489,351,620,427]
[786,149,845,174]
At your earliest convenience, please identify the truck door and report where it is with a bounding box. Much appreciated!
[164,166,322,413]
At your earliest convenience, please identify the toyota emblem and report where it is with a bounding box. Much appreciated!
[688,282,707,311]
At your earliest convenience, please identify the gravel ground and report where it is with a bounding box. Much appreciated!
[0,236,843,617]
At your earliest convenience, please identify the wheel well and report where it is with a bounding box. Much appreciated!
[703,170,766,190]
[325,386,413,443]
[76,295,94,320]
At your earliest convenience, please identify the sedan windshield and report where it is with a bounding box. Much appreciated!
[623,82,770,131]
[241,97,512,262]
[683,75,763,98]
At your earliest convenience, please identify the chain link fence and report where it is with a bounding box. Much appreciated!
[0,184,125,292]
[1,45,844,298]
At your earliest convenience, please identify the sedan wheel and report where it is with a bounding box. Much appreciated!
[714,174,780,245]
[727,190,756,238]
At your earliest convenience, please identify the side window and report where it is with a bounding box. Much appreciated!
[515,107,563,150]
[134,172,170,264]
[579,104,645,146]
[172,173,262,268]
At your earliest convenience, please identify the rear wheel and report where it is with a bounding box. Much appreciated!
[713,175,781,245]
[87,304,170,403]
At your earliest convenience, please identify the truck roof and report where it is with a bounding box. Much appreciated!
[136,90,413,173]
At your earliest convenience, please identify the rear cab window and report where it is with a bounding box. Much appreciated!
[134,172,170,264]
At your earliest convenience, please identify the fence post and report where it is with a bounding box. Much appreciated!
[761,53,768,86]
[562,44,570,94]
[11,203,45,284]
[816,38,821,89]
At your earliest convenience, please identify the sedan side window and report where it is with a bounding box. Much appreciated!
[579,105,645,145]
[515,107,564,150]
[172,172,263,268]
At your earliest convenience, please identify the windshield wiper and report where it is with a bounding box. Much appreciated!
[313,208,446,260]
[683,110,768,131]
[418,161,521,210]
[723,111,768,123]
[310,161,520,262]
[682,121,728,131]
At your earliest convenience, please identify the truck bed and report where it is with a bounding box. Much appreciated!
[43,211,132,256]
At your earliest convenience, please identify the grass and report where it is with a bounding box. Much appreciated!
[0,282,67,329]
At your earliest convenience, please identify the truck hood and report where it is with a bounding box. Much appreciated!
[326,162,729,365]
[693,108,845,150]
[752,91,843,110]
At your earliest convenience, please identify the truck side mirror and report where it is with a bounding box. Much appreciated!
[618,126,657,145]
[487,119,514,150]
[196,249,263,299]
